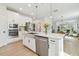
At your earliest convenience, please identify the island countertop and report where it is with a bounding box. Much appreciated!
[34,33,65,39]
[22,31,65,39]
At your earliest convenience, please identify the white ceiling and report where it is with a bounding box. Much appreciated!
[1,3,79,19]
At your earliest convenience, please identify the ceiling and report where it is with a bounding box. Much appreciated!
[1,3,79,20]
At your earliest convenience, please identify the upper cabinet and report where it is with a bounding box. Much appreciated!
[7,10,19,24]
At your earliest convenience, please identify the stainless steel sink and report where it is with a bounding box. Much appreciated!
[28,32,37,34]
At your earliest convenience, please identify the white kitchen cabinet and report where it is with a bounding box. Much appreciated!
[23,34,36,52]
[29,37,36,52]
[19,31,25,40]
[48,37,63,56]
[49,39,59,56]
[23,36,29,47]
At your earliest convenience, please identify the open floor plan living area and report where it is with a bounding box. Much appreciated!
[0,3,79,56]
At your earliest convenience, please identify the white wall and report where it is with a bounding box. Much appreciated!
[0,5,33,46]
[0,5,8,47]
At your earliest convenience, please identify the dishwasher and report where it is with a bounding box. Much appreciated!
[35,36,48,56]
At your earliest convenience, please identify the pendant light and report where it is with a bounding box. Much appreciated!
[34,4,38,20]
[49,3,53,19]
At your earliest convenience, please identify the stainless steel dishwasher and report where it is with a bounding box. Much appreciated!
[35,36,48,56]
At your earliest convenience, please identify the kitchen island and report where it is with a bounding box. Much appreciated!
[23,31,65,56]
[34,33,65,56]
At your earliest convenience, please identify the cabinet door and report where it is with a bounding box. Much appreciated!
[49,39,59,56]
[19,32,25,40]
[23,37,29,47]
[29,38,36,52]
[23,36,36,52]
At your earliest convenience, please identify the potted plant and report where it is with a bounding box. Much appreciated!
[43,23,49,34]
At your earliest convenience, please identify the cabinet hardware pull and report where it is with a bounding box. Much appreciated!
[48,44,49,48]
[50,40,55,42]
[28,40,30,43]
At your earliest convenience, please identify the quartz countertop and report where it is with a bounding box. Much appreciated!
[22,31,65,39]
[34,33,65,39]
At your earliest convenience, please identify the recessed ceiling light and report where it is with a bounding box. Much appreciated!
[27,4,31,7]
[16,13,19,16]
[19,8,23,10]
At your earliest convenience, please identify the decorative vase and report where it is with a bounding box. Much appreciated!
[45,28,47,34]
[43,23,49,34]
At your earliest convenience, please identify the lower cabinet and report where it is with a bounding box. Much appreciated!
[23,36,36,52]
[48,37,63,56]
[48,39,59,56]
